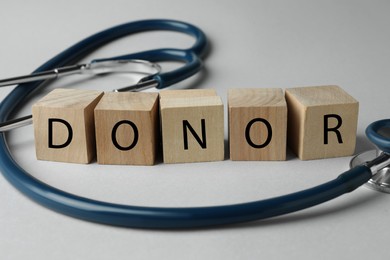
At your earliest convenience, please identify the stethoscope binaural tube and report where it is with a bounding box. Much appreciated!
[0,19,389,229]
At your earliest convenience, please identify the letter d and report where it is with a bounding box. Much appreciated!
[48,118,73,148]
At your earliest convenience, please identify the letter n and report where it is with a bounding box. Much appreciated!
[182,119,207,150]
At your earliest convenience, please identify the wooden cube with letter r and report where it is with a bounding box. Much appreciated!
[32,88,104,164]
[160,89,224,164]
[285,85,359,160]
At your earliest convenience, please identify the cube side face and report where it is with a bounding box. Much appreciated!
[285,90,306,159]
[301,103,358,160]
[32,107,90,163]
[83,94,105,163]
[95,101,159,166]
[161,104,224,164]
[229,106,287,161]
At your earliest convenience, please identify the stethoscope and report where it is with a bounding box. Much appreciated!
[0,19,390,229]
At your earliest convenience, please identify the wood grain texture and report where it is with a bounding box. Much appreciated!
[285,85,359,160]
[94,92,159,165]
[228,88,287,161]
[159,89,217,99]
[32,88,104,164]
[160,90,224,164]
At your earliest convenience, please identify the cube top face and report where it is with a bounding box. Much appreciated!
[160,96,223,109]
[285,85,358,107]
[159,89,217,99]
[94,92,158,111]
[33,88,104,109]
[228,88,286,108]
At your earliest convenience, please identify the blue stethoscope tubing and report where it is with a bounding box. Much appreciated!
[0,19,374,229]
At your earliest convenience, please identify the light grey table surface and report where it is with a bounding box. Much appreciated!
[1,1,389,259]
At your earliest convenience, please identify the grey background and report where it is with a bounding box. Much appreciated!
[1,0,389,259]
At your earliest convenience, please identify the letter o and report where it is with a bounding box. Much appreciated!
[111,120,139,151]
[245,118,273,148]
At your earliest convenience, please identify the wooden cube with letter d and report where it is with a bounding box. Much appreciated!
[160,89,224,164]
[32,88,104,164]
[285,85,359,160]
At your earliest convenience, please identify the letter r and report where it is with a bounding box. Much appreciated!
[324,114,343,144]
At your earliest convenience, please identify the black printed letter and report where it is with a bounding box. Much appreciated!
[245,118,272,148]
[111,120,139,151]
[183,119,207,150]
[324,114,343,144]
[48,118,73,148]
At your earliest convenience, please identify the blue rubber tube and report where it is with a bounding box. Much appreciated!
[0,19,373,229]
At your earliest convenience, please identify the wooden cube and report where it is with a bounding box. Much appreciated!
[32,88,104,164]
[285,85,359,160]
[228,88,287,161]
[94,92,159,165]
[160,89,224,164]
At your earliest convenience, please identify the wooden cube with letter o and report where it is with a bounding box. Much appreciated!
[228,88,287,161]
[94,92,159,165]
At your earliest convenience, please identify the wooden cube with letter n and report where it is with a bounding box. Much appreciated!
[228,88,287,161]
[32,88,104,164]
[94,92,159,165]
[285,85,359,160]
[160,89,224,164]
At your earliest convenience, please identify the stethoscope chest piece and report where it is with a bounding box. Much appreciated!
[350,119,390,193]
[350,150,390,193]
